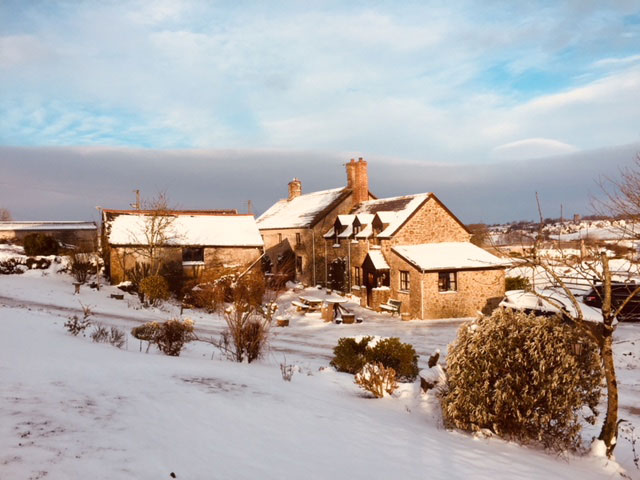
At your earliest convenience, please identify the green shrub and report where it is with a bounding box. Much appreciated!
[330,336,419,382]
[368,338,419,382]
[140,275,170,305]
[441,308,603,451]
[505,275,530,291]
[23,233,59,256]
[330,336,373,374]
[131,319,194,356]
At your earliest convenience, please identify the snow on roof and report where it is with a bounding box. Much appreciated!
[323,227,335,239]
[0,221,97,231]
[355,213,374,225]
[338,224,354,239]
[366,250,390,270]
[355,223,373,239]
[337,214,355,226]
[392,242,510,271]
[257,187,349,229]
[354,193,431,238]
[107,213,263,247]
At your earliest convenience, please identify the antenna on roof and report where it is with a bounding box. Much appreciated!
[247,200,253,215]
[130,189,140,210]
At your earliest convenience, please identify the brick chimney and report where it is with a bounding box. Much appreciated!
[346,158,357,188]
[353,157,369,206]
[288,178,302,201]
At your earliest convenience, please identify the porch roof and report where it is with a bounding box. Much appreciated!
[392,242,510,272]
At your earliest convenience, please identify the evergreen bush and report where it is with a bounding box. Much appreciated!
[139,275,170,305]
[441,308,603,451]
[330,336,419,381]
[330,336,373,374]
[23,233,59,256]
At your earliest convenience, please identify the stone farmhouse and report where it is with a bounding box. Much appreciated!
[259,159,508,319]
[102,209,264,284]
[0,221,97,251]
[257,158,375,286]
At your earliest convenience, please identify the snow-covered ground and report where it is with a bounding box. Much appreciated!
[1,252,639,479]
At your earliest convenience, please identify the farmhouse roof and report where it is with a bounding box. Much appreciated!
[256,187,351,229]
[366,250,390,270]
[105,211,263,247]
[392,242,510,272]
[0,221,97,231]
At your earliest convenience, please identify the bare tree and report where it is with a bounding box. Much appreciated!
[0,208,12,221]
[126,192,180,276]
[517,192,640,457]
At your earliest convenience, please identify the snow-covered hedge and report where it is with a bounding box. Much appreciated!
[441,308,603,451]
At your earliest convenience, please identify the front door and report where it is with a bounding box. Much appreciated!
[329,259,346,292]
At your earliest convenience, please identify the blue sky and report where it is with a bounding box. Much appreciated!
[2,0,639,161]
[1,1,640,222]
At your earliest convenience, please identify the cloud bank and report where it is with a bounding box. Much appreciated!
[1,143,638,224]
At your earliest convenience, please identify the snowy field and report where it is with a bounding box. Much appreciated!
[1,256,639,479]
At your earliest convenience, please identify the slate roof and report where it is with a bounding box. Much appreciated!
[352,193,431,238]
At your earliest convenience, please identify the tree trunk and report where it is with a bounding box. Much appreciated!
[598,326,618,457]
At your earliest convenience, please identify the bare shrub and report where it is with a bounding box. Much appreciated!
[280,362,295,382]
[108,327,126,349]
[355,362,398,398]
[131,319,195,356]
[64,315,91,336]
[441,308,603,452]
[90,325,109,343]
[218,307,270,363]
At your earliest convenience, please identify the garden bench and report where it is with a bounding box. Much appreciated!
[379,299,402,316]
[291,300,310,312]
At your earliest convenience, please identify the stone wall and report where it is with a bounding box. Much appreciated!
[419,268,505,319]
[1,229,97,251]
[390,196,470,246]
[109,245,262,285]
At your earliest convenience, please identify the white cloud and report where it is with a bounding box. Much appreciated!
[491,138,579,160]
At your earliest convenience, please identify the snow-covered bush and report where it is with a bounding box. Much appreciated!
[139,275,170,306]
[64,315,91,336]
[91,325,126,349]
[331,337,419,382]
[131,319,194,356]
[23,233,59,256]
[90,325,109,343]
[69,252,93,283]
[355,362,398,398]
[441,308,603,451]
[0,258,26,274]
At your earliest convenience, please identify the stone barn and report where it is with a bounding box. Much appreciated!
[102,209,264,284]
[0,221,97,251]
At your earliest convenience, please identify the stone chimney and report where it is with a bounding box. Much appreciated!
[288,178,302,201]
[353,157,369,206]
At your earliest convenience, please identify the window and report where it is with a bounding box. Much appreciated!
[182,247,204,263]
[278,233,283,243]
[296,256,303,274]
[438,271,457,292]
[399,271,410,291]
[296,232,302,245]
[353,266,361,286]
[353,225,361,234]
